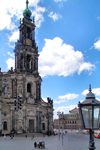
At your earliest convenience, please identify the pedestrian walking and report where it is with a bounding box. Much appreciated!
[34,142,37,148]
[4,134,6,140]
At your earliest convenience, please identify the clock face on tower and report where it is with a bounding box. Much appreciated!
[26,39,32,46]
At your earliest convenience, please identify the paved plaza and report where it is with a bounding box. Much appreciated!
[0,133,100,150]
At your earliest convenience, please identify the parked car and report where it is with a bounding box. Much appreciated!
[94,133,100,138]
[76,130,79,133]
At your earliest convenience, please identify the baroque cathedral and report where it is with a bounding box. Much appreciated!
[0,0,53,135]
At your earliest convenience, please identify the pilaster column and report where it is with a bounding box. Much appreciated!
[10,110,12,132]
[17,53,19,69]
[23,106,27,132]
[34,117,36,132]
[23,53,25,69]
[25,54,27,69]
[0,105,2,130]
[23,77,26,98]
[14,78,17,98]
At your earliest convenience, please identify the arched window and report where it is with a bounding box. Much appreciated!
[26,55,31,69]
[26,27,31,39]
[3,121,7,130]
[20,54,24,68]
[27,83,31,93]
[4,86,7,94]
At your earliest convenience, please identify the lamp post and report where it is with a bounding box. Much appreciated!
[78,85,100,150]
[57,111,61,140]
[61,112,64,145]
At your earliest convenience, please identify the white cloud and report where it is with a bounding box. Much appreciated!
[54,100,66,104]
[30,0,40,6]
[58,3,63,8]
[6,58,15,70]
[54,105,77,119]
[7,43,15,48]
[89,46,94,50]
[48,12,62,21]
[54,0,67,2]
[78,62,94,75]
[0,0,45,30]
[94,39,100,51]
[54,0,67,8]
[82,87,100,97]
[81,89,88,96]
[39,37,95,77]
[0,0,25,30]
[32,5,45,28]
[54,93,79,104]
[9,30,19,42]
[93,88,100,96]
[55,105,77,112]
[8,5,46,42]
[98,16,100,20]
[96,97,100,101]
[7,52,14,58]
[58,93,79,100]
[0,11,16,30]
[42,97,48,103]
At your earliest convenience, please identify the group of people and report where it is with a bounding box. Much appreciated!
[4,133,14,140]
[10,133,14,139]
[34,141,45,149]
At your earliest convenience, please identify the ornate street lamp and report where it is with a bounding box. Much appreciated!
[61,112,64,145]
[78,85,100,150]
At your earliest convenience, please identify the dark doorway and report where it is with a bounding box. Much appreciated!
[27,83,31,93]
[29,119,34,133]
[3,121,7,130]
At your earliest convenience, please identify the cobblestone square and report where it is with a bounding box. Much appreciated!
[0,133,100,150]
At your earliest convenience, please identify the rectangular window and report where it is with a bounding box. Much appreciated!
[42,123,45,130]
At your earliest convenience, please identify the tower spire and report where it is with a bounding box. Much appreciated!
[23,0,32,18]
[89,84,91,92]
[26,0,29,9]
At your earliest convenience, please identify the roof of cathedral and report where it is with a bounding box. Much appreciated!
[64,112,77,115]
[23,0,32,18]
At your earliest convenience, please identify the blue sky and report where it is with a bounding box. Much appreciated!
[1,0,100,119]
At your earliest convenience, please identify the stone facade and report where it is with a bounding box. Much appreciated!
[54,108,82,130]
[0,1,53,135]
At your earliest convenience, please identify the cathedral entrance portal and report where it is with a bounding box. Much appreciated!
[29,119,34,133]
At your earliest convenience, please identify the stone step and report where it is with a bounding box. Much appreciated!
[16,133,46,137]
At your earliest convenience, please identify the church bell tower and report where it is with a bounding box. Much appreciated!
[14,0,42,101]
[0,0,53,135]
[14,0,38,74]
